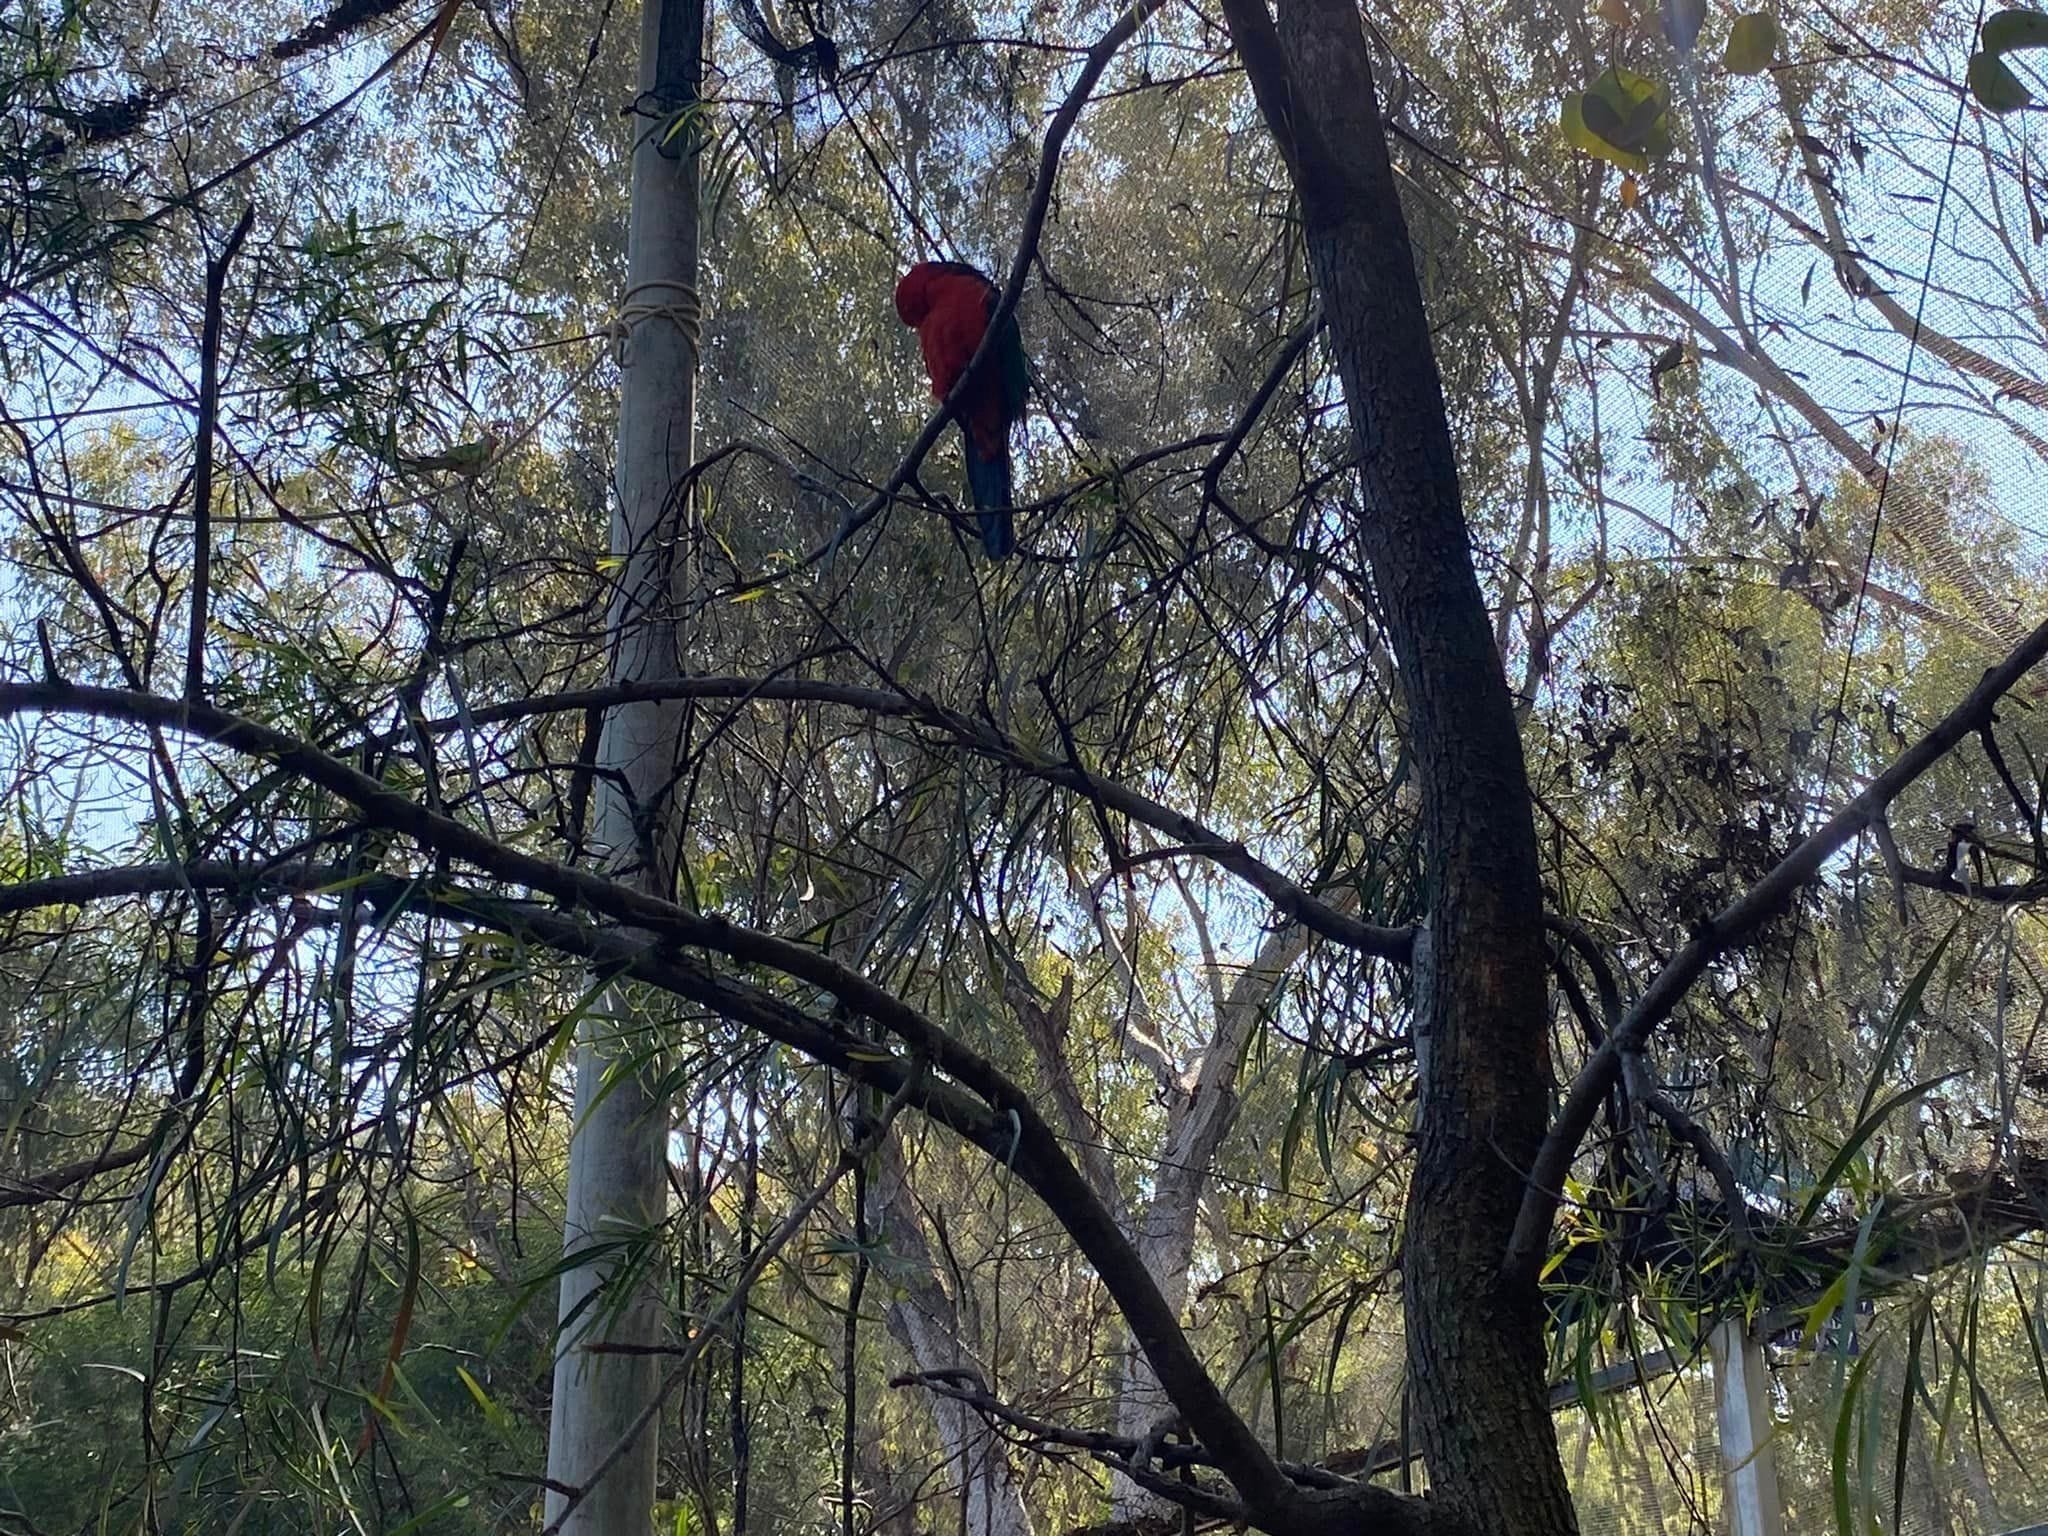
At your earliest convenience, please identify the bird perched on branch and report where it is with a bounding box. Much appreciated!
[894,260,1029,560]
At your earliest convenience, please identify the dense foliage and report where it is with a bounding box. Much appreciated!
[4,0,2048,1530]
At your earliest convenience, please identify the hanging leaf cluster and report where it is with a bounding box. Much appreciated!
[1561,3,1779,171]
[1562,65,1673,171]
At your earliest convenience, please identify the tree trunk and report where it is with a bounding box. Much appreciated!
[885,1293,1037,1536]
[873,1142,1036,1536]
[1219,0,1577,1530]
[543,0,702,1526]
[1109,922,1307,1520]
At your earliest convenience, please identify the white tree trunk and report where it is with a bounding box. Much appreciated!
[885,1296,1036,1536]
[1108,919,1309,1520]
[872,1145,1035,1536]
[909,900,1320,1528]
[543,0,701,1526]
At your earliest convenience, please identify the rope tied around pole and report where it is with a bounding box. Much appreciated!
[610,279,702,366]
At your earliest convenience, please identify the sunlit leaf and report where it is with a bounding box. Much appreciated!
[1562,68,1672,171]
[394,432,498,476]
[455,1366,513,1433]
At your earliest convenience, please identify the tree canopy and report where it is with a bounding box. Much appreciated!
[5,0,2048,1531]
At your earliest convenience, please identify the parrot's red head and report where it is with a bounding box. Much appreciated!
[894,263,937,327]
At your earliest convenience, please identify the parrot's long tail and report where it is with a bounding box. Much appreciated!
[960,426,1015,561]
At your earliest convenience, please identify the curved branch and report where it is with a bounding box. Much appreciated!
[1543,913,1621,1032]
[386,883,1332,1531]
[402,675,1411,958]
[0,858,341,918]
[1202,303,1325,545]
[0,686,1371,1532]
[1507,615,2048,1282]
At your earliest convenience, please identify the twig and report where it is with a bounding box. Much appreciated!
[744,0,1173,576]
[1871,814,1911,924]
[1619,1050,1755,1253]
[1544,913,1622,1032]
[890,1370,1355,1495]
[1201,302,1323,548]
[4,679,1413,963]
[1978,722,2046,868]
[0,698,1378,1534]
[373,670,1401,954]
[186,205,255,706]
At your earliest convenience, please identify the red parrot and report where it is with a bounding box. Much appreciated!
[894,260,1030,560]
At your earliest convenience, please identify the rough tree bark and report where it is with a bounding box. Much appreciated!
[1216,0,1580,1530]
[543,0,702,1526]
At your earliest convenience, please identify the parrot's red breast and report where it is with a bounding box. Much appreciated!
[896,259,1030,557]
[894,261,1016,461]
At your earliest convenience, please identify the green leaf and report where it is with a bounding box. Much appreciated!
[1803,1269,1852,1351]
[1724,12,1777,72]
[456,1366,513,1432]
[1798,1072,1959,1227]
[387,1492,474,1535]
[1971,50,2035,111]
[1562,67,1673,171]
[1984,7,2048,54]
[542,971,618,1085]
[1540,1240,1581,1282]
[354,1207,422,1459]
[1277,1079,1308,1191]
[1322,1285,1367,1405]
[1892,1302,1929,1536]
[1224,1283,1344,1393]
[1797,926,1956,1224]
[1968,8,2048,115]
[1831,1343,1882,1536]
[2012,1269,2048,1403]
[1862,926,1952,1123]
